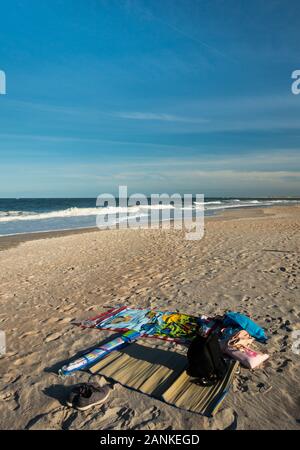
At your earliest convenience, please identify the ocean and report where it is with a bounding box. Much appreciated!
[0,197,299,236]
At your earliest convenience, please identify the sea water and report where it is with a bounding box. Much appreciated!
[0,197,299,236]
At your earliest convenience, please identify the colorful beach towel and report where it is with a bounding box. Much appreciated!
[79,306,217,343]
[60,307,216,376]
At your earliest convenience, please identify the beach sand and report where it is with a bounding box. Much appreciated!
[0,205,299,430]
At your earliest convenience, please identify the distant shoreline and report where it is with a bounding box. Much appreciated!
[0,204,293,252]
[0,197,299,238]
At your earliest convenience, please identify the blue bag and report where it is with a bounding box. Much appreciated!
[223,312,267,342]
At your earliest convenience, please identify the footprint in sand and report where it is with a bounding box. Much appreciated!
[81,406,123,430]
[45,332,61,343]
[61,305,77,313]
[234,375,249,393]
[0,389,20,410]
[280,320,293,332]
[42,317,60,325]
[58,317,71,324]
[276,357,293,372]
[0,390,14,401]
[209,408,238,430]
[132,406,161,430]
[20,330,39,339]
[116,406,135,427]
[25,407,65,430]
[2,374,21,384]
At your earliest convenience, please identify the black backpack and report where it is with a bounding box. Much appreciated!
[187,333,227,385]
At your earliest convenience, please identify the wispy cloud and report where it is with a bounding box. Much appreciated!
[121,0,234,63]
[6,93,300,135]
[42,149,300,177]
[111,111,208,123]
[0,132,193,151]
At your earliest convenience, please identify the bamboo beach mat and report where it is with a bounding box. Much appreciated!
[89,343,239,415]
[162,360,239,416]
[89,343,187,398]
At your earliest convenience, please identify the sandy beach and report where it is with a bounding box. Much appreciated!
[0,205,299,430]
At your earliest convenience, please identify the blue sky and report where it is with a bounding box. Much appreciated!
[0,0,299,197]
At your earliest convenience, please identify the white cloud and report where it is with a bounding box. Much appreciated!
[111,111,208,123]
